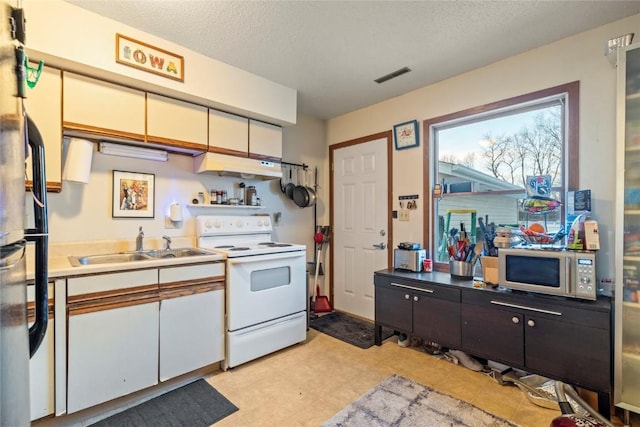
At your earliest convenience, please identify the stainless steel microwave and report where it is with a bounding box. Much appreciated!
[498,248,597,300]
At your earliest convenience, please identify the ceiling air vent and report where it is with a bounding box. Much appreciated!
[374,67,412,84]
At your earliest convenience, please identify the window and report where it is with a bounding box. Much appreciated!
[423,82,579,269]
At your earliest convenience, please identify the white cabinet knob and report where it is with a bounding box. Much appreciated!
[404,294,410,300]
[413,296,419,302]
[527,319,535,327]
[512,316,520,324]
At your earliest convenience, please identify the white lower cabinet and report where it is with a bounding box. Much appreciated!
[28,283,55,421]
[67,301,160,413]
[159,263,225,381]
[64,264,225,414]
[66,270,159,414]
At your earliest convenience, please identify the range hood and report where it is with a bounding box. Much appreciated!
[194,152,282,180]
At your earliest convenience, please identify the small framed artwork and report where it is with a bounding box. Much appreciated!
[393,120,419,150]
[112,170,155,218]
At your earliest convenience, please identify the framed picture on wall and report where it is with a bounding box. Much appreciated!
[393,120,419,150]
[112,170,155,218]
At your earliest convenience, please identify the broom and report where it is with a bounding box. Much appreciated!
[313,232,331,313]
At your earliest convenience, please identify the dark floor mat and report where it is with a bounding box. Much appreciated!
[90,379,238,427]
[309,311,394,349]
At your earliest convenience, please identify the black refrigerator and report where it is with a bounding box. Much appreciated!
[1,2,49,425]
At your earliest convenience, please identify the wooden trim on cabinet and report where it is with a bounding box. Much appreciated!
[207,145,249,157]
[145,135,207,152]
[25,180,62,193]
[67,284,158,305]
[248,152,282,163]
[27,299,55,323]
[68,287,160,316]
[159,280,224,301]
[63,122,146,143]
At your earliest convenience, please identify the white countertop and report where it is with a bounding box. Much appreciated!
[26,237,225,281]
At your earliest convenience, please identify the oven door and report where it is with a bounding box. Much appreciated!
[227,251,306,331]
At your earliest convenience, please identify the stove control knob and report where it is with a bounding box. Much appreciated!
[204,220,213,229]
[264,218,270,226]
[213,219,221,228]
[257,220,263,226]
[236,219,244,228]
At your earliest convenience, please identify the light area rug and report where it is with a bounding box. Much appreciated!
[322,375,518,427]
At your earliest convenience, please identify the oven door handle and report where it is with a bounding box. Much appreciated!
[227,251,305,264]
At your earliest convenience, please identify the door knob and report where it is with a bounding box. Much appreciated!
[373,242,386,249]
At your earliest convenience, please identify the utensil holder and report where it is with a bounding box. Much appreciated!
[450,260,473,280]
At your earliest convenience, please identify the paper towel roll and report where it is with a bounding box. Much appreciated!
[62,138,94,183]
[169,203,182,222]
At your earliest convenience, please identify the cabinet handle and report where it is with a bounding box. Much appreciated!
[527,319,535,327]
[413,296,419,302]
[512,316,520,324]
[404,294,410,300]
[490,300,562,316]
[390,283,434,294]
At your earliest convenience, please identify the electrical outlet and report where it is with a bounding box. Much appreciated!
[399,210,410,221]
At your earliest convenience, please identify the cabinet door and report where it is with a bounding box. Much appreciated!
[28,283,54,421]
[67,301,159,413]
[249,119,282,161]
[159,263,225,381]
[208,109,249,156]
[24,65,62,192]
[63,72,145,139]
[525,315,610,392]
[160,290,224,380]
[413,293,461,349]
[147,93,208,151]
[461,304,524,366]
[375,285,412,332]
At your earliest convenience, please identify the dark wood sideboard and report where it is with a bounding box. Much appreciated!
[374,269,612,418]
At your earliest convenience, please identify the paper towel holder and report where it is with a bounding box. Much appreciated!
[165,203,183,229]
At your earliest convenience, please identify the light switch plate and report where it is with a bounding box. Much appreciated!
[399,210,410,221]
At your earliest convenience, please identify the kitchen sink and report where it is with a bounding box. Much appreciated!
[144,248,211,259]
[68,248,212,267]
[68,252,153,267]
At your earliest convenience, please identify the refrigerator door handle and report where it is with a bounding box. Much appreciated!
[24,114,48,357]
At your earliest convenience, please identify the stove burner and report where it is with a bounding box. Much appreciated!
[214,245,234,249]
[258,242,275,246]
[229,247,250,251]
[270,243,292,247]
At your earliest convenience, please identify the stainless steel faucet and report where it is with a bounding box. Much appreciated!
[136,226,144,251]
[162,235,172,250]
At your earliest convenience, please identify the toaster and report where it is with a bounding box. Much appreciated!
[394,249,427,272]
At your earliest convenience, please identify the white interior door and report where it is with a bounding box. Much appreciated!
[333,137,388,319]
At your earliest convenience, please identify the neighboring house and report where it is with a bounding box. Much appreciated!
[435,161,561,260]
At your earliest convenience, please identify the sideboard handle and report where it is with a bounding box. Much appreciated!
[390,283,434,293]
[490,300,562,316]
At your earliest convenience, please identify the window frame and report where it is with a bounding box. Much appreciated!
[422,81,580,271]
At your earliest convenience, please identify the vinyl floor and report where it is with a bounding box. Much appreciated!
[206,328,572,426]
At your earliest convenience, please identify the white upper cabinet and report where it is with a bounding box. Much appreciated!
[249,119,282,160]
[24,65,62,192]
[63,72,145,140]
[146,93,208,151]
[208,109,249,156]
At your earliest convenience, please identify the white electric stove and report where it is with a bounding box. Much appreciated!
[196,215,307,369]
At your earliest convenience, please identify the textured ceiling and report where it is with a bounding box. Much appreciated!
[66,1,640,120]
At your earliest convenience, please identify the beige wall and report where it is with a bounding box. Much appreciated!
[326,13,640,284]
[25,0,296,125]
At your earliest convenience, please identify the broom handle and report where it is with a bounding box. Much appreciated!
[314,247,322,298]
